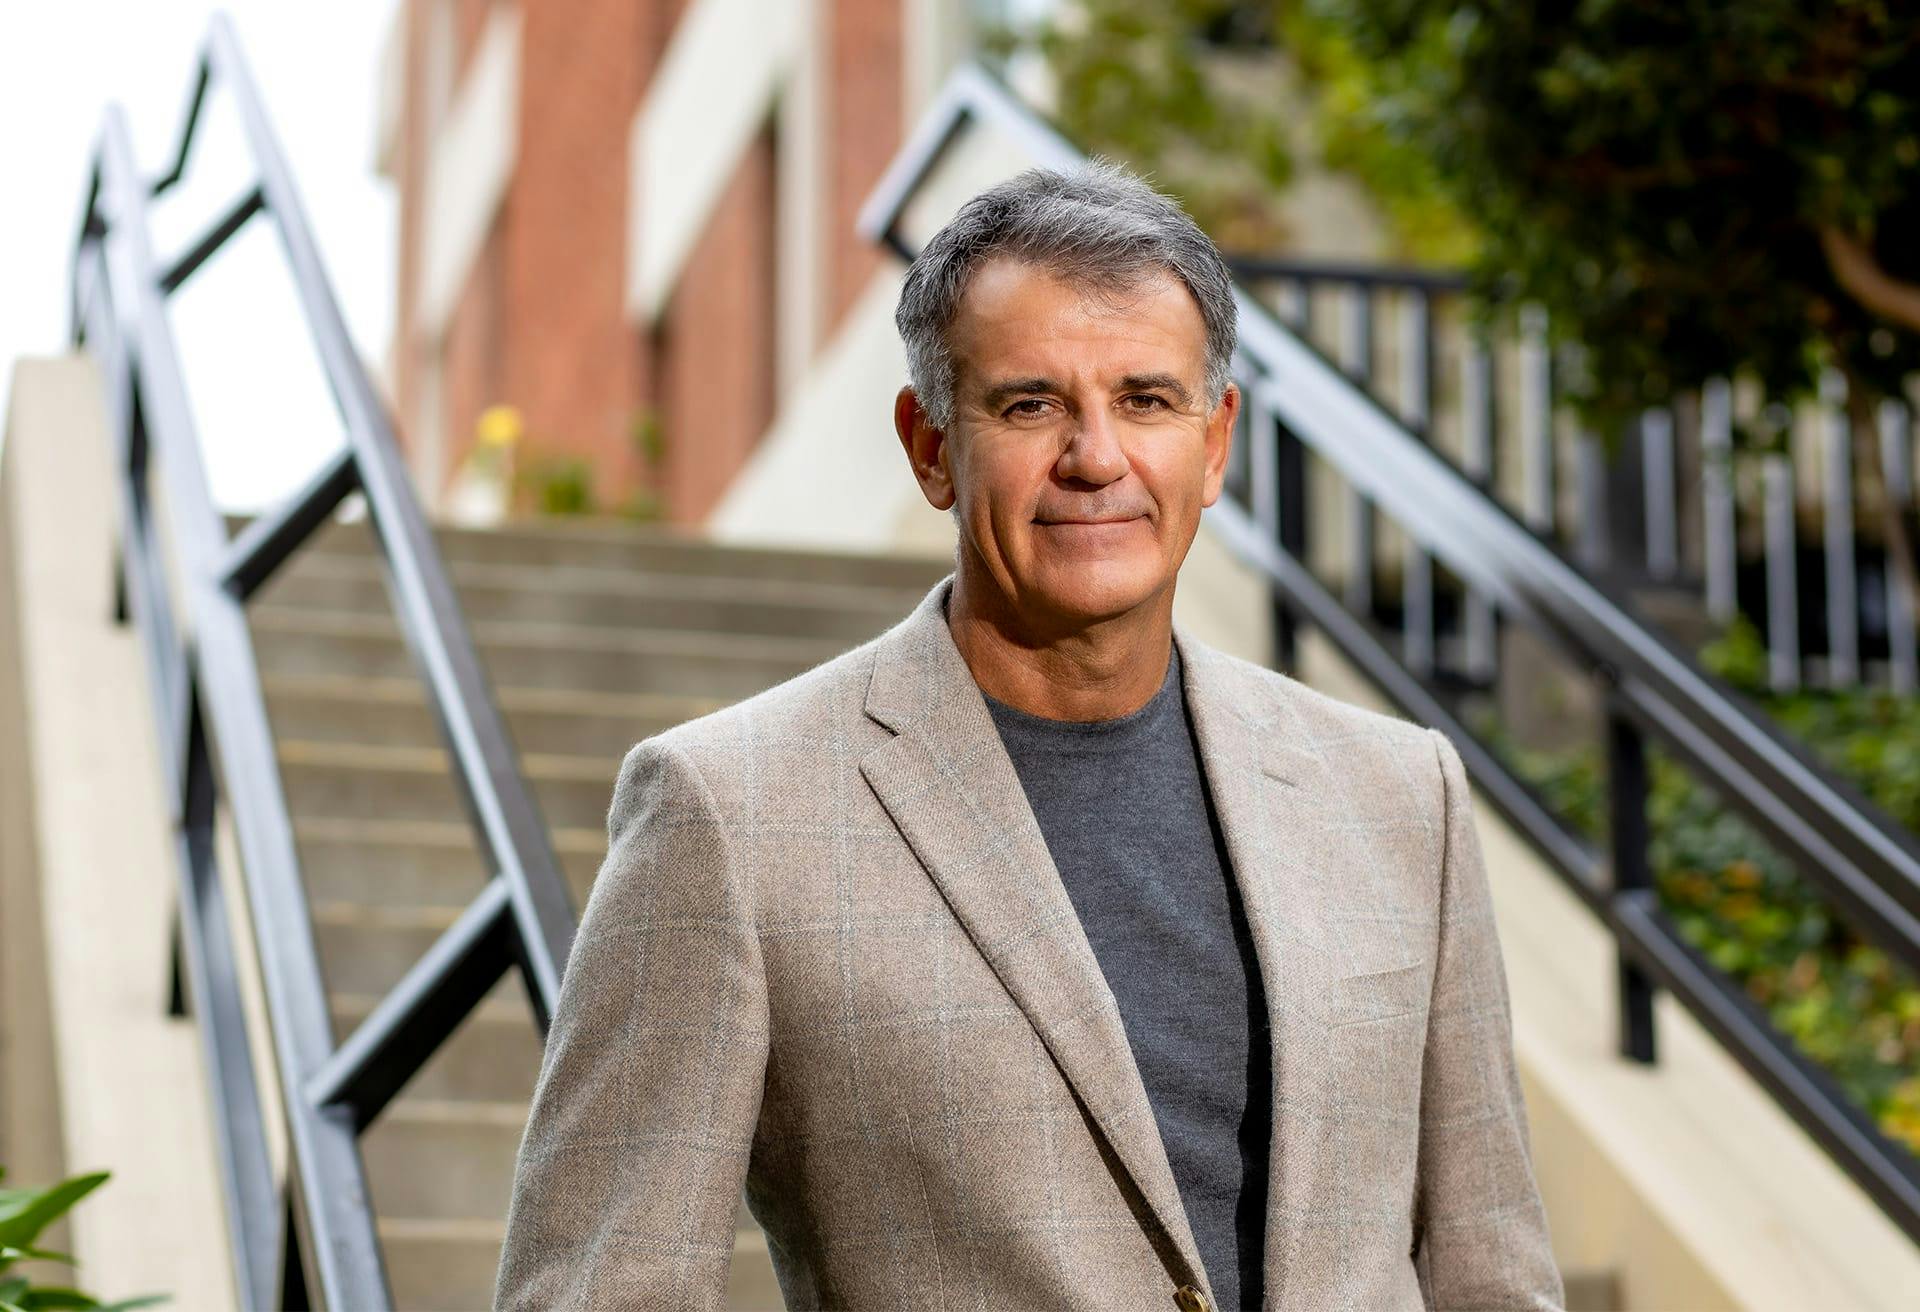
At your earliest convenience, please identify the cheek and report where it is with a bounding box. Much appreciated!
[956,444,1049,526]
[1133,448,1203,520]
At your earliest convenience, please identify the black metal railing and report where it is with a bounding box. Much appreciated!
[1222,253,1920,699]
[69,15,577,1308]
[859,64,1920,1246]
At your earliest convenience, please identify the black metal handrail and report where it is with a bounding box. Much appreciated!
[859,64,1920,1246]
[69,15,577,1308]
[1224,252,1471,295]
[1228,250,1920,701]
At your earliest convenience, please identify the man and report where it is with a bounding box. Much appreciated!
[494,161,1563,1311]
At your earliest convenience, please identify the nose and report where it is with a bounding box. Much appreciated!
[1055,409,1129,486]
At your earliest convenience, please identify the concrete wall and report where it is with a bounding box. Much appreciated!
[0,358,234,1311]
[0,374,72,1294]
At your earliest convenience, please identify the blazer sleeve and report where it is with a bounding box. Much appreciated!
[493,738,770,1311]
[1411,728,1565,1311]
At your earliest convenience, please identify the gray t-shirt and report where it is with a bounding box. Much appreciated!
[982,644,1271,1311]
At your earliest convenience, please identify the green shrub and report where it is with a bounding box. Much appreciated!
[0,1166,168,1311]
[1472,614,1920,1154]
[512,453,596,517]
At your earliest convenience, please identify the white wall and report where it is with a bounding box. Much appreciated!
[414,5,520,344]
[626,0,802,323]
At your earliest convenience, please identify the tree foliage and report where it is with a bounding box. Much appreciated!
[984,0,1298,249]
[1303,0,1920,427]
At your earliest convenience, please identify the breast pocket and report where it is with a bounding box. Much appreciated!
[1319,947,1433,1134]
[1320,951,1432,1029]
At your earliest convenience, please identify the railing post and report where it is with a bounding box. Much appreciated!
[111,544,130,624]
[278,1189,311,1312]
[1399,287,1436,676]
[1700,377,1736,624]
[1274,414,1309,676]
[1459,337,1498,686]
[167,902,188,1018]
[1518,303,1554,535]
[1880,398,1917,693]
[1574,426,1610,574]
[1341,283,1375,618]
[1605,686,1658,1064]
[1764,452,1802,691]
[1642,406,1678,581]
[1820,369,1859,686]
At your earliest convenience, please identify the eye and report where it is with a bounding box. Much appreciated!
[1004,398,1053,419]
[1122,393,1170,412]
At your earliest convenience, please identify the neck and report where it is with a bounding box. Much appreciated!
[945,565,1176,721]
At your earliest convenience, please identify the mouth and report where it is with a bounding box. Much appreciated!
[1035,515,1146,527]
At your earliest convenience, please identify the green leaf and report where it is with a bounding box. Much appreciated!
[16,1289,100,1310]
[0,1176,108,1250]
[0,1248,73,1269]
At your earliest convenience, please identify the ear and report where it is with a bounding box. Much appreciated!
[895,385,956,511]
[1199,381,1240,507]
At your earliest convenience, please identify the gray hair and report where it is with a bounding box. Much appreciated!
[894,158,1238,429]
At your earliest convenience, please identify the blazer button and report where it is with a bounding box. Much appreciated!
[1173,1285,1210,1312]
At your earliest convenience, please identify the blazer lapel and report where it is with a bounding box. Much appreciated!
[1175,630,1348,1303]
[859,577,1210,1290]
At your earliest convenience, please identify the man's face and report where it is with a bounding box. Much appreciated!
[895,256,1237,633]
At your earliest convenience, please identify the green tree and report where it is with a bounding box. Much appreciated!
[984,0,1298,249]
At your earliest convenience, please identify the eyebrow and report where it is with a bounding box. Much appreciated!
[979,377,1063,411]
[1117,373,1193,406]
[978,372,1195,410]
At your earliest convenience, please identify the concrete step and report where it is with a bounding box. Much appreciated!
[333,979,542,1104]
[316,903,490,1001]
[362,1102,777,1301]
[254,549,928,643]
[296,816,601,910]
[225,510,951,591]
[280,738,622,832]
[1563,1265,1622,1312]
[379,1213,781,1311]
[266,673,723,759]
[250,606,843,698]
[362,1098,529,1222]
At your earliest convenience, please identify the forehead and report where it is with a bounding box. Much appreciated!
[947,256,1207,387]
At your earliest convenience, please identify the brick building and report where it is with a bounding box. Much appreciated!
[375,0,1006,527]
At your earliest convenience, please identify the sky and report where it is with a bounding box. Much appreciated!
[0,1,400,510]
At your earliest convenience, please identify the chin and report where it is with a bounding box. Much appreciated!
[1026,553,1169,623]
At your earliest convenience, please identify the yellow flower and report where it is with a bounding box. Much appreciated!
[477,404,523,449]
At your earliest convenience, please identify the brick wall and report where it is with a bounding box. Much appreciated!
[655,119,779,524]
[393,0,913,521]
[441,218,505,502]
[392,0,429,492]
[451,0,493,80]
[494,0,654,512]
[823,0,904,339]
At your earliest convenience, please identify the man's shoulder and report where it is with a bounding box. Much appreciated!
[631,627,891,778]
[1185,636,1434,755]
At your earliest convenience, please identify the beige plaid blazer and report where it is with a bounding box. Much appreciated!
[493,575,1562,1311]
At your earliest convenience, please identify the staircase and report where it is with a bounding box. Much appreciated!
[235,509,950,1310]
